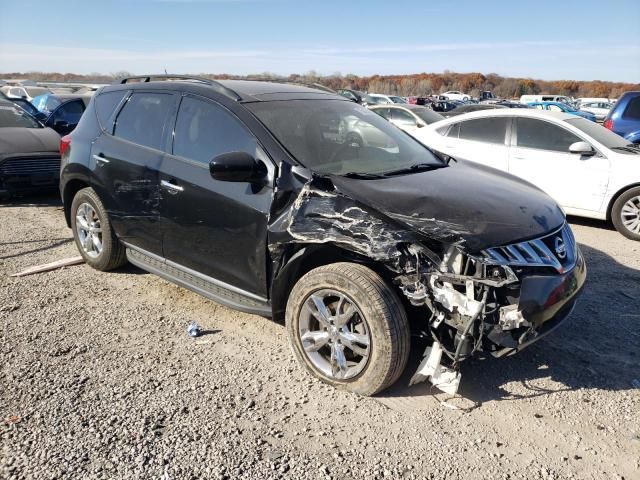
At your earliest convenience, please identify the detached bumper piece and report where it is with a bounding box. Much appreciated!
[0,154,61,195]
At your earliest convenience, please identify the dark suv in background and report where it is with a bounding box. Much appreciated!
[60,75,586,396]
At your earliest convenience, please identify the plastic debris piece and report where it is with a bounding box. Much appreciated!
[187,320,201,338]
[410,342,461,395]
[11,256,84,277]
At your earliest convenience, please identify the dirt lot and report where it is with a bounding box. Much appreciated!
[1,196,639,480]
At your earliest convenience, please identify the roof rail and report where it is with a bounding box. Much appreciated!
[112,74,241,101]
[262,79,337,94]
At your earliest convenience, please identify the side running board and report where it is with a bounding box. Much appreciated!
[125,246,272,317]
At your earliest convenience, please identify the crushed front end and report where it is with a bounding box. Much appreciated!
[397,223,586,394]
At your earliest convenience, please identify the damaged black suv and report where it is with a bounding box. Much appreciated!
[60,75,586,396]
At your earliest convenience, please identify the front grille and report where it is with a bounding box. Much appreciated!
[0,156,61,177]
[483,223,577,273]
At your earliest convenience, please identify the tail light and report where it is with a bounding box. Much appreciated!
[60,135,71,156]
[603,118,614,131]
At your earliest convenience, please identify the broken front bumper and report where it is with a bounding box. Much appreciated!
[487,247,587,356]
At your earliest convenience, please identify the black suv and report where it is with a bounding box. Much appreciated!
[60,75,586,396]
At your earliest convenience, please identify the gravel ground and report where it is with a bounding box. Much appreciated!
[1,195,639,480]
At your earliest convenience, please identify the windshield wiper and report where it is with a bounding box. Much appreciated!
[380,163,442,177]
[342,171,386,179]
[611,146,640,153]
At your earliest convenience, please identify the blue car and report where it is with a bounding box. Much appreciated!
[527,101,597,122]
[604,91,640,144]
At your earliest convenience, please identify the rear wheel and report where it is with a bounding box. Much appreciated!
[286,263,410,396]
[71,187,127,270]
[611,187,640,241]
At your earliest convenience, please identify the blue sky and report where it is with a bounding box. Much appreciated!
[1,0,639,81]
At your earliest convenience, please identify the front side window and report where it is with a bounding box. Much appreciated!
[516,118,582,152]
[248,99,442,175]
[457,117,509,144]
[51,100,84,124]
[114,92,173,150]
[547,104,564,112]
[173,96,257,164]
[0,103,41,128]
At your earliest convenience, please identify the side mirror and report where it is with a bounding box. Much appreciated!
[569,141,595,156]
[417,121,426,128]
[209,151,267,183]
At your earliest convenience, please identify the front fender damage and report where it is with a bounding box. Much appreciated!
[268,163,521,395]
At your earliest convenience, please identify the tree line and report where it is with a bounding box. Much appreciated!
[3,70,638,99]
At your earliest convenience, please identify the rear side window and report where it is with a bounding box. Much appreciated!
[373,108,391,120]
[114,93,173,150]
[457,117,509,144]
[95,90,128,130]
[623,97,640,120]
[173,96,257,164]
[516,118,581,152]
[391,109,417,126]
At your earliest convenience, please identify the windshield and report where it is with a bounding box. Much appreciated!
[249,100,443,175]
[390,96,407,104]
[565,118,633,150]
[0,103,41,128]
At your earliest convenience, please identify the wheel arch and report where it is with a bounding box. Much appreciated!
[62,177,91,227]
[270,244,397,323]
[606,182,640,222]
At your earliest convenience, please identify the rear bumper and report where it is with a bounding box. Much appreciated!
[487,248,587,356]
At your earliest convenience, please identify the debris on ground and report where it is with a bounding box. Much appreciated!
[10,256,84,277]
[187,320,202,338]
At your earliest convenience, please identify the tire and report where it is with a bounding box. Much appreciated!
[286,263,410,396]
[70,187,127,270]
[611,186,640,241]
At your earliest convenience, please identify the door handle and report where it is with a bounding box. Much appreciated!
[92,154,110,165]
[512,155,525,159]
[161,179,184,193]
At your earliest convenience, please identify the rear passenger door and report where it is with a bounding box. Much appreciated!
[441,117,510,171]
[159,94,273,298]
[91,90,177,256]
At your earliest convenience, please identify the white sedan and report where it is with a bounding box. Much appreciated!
[414,109,640,240]
[442,91,470,102]
[577,101,613,122]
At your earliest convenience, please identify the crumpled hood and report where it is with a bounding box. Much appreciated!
[329,160,565,252]
[0,127,60,158]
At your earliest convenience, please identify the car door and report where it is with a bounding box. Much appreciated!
[45,99,86,135]
[90,90,177,256]
[509,117,610,211]
[439,116,511,170]
[159,94,273,298]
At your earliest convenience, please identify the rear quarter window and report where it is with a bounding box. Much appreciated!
[95,90,128,131]
[622,97,640,120]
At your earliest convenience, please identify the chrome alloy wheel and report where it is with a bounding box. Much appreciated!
[621,195,640,235]
[298,289,371,380]
[76,202,103,258]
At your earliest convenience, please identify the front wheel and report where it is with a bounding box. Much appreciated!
[611,187,640,241]
[71,187,127,270]
[286,263,410,396]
